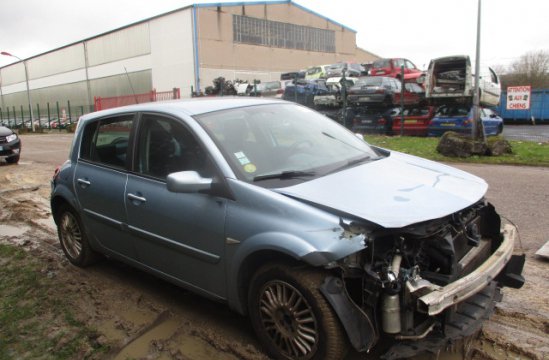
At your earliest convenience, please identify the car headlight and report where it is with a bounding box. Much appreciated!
[6,133,17,142]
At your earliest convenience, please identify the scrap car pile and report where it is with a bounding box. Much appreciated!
[235,55,504,137]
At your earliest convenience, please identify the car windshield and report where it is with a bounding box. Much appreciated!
[195,103,380,186]
[355,77,383,86]
[329,63,345,70]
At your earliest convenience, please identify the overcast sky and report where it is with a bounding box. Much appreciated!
[1,0,547,70]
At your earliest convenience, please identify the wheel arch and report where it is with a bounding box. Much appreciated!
[51,191,79,225]
[235,249,302,315]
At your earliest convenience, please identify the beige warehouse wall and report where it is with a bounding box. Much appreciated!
[195,3,372,87]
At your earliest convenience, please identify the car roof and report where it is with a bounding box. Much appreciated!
[80,97,283,122]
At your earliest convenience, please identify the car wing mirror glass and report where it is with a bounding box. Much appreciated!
[167,171,212,193]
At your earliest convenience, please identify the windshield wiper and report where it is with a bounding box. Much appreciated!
[326,155,372,175]
[347,155,371,166]
[253,170,316,182]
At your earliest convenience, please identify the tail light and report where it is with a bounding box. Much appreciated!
[378,117,386,125]
[52,165,61,185]
[375,89,385,94]
[277,89,284,95]
[463,118,472,126]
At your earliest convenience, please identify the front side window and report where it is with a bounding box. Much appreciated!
[135,114,212,180]
[405,60,417,70]
[80,115,134,169]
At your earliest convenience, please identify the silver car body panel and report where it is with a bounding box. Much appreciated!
[277,151,487,228]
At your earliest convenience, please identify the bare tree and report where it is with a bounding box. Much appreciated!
[500,50,549,89]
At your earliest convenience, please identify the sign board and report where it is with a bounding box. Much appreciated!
[506,86,531,110]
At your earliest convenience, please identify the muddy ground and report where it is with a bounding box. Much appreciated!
[1,157,548,360]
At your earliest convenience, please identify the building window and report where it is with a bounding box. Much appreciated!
[233,15,335,53]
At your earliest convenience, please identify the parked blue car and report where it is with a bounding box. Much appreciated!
[282,79,327,107]
[428,105,504,137]
[51,98,522,360]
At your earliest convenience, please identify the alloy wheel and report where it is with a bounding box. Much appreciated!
[258,280,319,359]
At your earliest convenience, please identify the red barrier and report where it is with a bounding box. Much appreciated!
[94,88,180,111]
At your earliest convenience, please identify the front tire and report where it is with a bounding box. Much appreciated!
[6,155,19,164]
[57,204,99,267]
[248,264,348,360]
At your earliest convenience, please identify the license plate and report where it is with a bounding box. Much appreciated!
[441,123,455,127]
[361,120,372,124]
[404,120,418,124]
[359,97,371,101]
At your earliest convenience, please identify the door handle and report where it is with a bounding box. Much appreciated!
[77,178,91,188]
[127,193,147,203]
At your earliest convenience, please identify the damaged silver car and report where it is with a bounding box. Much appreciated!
[51,98,524,360]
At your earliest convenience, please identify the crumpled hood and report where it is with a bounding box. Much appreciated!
[276,151,487,228]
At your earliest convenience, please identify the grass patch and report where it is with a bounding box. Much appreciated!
[0,244,107,359]
[363,135,549,166]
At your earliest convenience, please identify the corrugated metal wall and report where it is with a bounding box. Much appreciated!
[87,23,151,66]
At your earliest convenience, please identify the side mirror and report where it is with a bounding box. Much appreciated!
[167,171,212,193]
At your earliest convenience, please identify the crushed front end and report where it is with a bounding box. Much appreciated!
[321,199,525,359]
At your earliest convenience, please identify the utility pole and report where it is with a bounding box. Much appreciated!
[472,0,485,142]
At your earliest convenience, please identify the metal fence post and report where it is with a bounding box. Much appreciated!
[20,105,25,128]
[56,101,61,130]
[47,102,51,129]
[12,106,16,127]
[37,104,41,129]
[7,107,10,127]
[68,100,72,124]
[400,65,405,136]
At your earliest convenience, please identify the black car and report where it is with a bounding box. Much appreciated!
[0,126,21,164]
[350,107,398,134]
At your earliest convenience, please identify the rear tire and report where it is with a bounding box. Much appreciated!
[56,204,99,267]
[248,263,348,360]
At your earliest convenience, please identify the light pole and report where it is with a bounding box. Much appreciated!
[1,51,35,132]
[472,0,484,142]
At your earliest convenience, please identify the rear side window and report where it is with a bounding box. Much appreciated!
[373,59,390,68]
[80,115,134,169]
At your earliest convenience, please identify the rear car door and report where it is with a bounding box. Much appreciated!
[125,113,228,297]
[74,114,137,258]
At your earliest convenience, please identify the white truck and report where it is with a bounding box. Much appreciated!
[424,55,501,107]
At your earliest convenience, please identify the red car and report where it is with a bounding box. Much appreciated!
[370,58,423,82]
[388,106,435,136]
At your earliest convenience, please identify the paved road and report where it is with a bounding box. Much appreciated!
[503,124,549,142]
[18,132,74,166]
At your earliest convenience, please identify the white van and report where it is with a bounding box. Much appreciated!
[424,55,501,107]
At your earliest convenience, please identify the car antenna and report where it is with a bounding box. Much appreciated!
[124,66,139,104]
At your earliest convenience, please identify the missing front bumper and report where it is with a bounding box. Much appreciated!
[417,224,520,316]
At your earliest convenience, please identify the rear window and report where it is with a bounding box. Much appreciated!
[356,77,383,86]
[436,106,470,117]
[373,59,391,68]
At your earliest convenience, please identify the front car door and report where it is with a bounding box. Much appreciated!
[125,113,228,298]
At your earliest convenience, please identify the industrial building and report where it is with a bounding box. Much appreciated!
[0,0,378,121]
